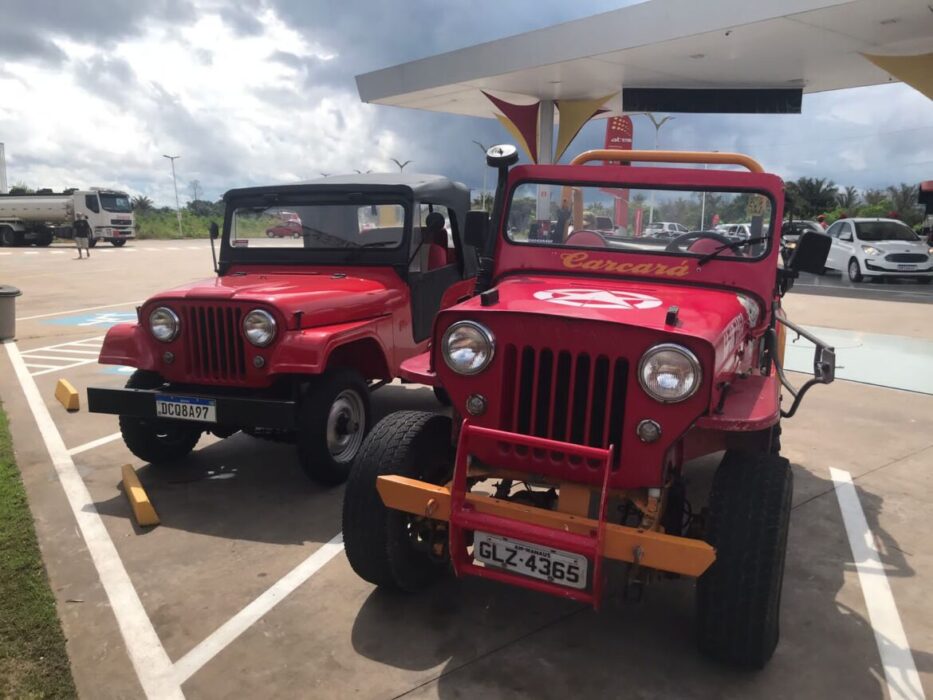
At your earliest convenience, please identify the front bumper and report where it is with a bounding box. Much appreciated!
[87,387,297,429]
[378,422,715,609]
[863,259,933,275]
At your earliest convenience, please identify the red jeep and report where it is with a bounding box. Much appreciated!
[342,148,834,666]
[88,174,476,484]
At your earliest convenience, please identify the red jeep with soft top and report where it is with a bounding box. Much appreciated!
[342,147,834,667]
[88,174,475,484]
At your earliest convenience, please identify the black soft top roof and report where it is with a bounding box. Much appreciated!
[223,173,470,216]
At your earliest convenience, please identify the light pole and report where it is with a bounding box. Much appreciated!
[472,140,488,210]
[637,114,675,224]
[162,154,183,237]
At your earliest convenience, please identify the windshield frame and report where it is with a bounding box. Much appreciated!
[219,185,414,270]
[854,220,920,242]
[98,192,133,213]
[502,177,777,264]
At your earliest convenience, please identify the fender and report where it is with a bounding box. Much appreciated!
[270,317,395,378]
[99,323,154,370]
[398,351,437,386]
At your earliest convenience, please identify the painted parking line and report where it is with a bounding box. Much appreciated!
[68,432,123,456]
[4,339,183,699]
[172,534,345,684]
[18,301,143,322]
[831,468,924,700]
[20,336,105,376]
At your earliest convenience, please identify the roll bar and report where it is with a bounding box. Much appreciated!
[569,149,764,173]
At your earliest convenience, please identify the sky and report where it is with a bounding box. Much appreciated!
[1,0,932,206]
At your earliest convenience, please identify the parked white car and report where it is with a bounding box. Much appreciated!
[824,218,933,283]
[644,221,689,239]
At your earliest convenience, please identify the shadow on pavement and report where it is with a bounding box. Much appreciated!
[93,384,443,545]
[348,457,931,699]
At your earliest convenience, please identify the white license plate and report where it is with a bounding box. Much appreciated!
[473,531,587,590]
[897,264,916,270]
[155,395,216,423]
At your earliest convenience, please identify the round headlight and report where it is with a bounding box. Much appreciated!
[638,344,702,403]
[441,321,495,375]
[149,307,179,342]
[243,309,277,347]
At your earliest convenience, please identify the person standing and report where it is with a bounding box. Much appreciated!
[74,214,91,259]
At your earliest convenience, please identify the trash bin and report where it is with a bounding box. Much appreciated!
[0,286,22,341]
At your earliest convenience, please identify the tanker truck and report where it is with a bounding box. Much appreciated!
[0,189,135,247]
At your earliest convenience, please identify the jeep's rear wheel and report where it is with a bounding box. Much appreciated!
[696,450,792,668]
[296,368,370,485]
[343,411,453,591]
[118,370,202,465]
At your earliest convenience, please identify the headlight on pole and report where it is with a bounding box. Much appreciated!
[243,309,277,347]
[441,321,495,375]
[149,306,180,342]
[638,343,702,403]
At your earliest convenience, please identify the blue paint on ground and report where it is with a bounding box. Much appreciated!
[43,312,137,328]
[784,325,933,395]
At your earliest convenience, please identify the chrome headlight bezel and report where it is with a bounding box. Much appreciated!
[149,306,180,343]
[243,309,277,347]
[638,343,702,403]
[441,321,495,375]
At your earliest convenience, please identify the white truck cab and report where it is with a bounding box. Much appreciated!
[0,188,135,247]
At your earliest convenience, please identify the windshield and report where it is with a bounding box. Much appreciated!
[506,182,774,260]
[855,220,919,242]
[99,193,132,213]
[231,202,407,250]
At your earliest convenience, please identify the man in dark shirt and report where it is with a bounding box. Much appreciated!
[74,214,91,259]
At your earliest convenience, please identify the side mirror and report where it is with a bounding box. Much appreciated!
[464,211,489,249]
[787,231,831,274]
[209,222,219,239]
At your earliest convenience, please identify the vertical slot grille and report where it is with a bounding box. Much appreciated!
[504,344,628,455]
[182,304,247,382]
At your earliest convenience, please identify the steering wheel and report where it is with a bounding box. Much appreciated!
[665,231,742,255]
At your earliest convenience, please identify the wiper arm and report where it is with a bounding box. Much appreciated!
[696,236,769,267]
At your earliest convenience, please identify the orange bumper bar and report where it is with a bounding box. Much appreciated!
[376,475,716,578]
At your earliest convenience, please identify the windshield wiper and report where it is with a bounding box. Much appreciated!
[696,236,769,267]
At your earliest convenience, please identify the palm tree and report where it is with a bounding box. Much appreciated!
[863,188,887,206]
[131,195,153,212]
[887,183,922,225]
[836,186,860,211]
[786,177,838,218]
[390,158,412,172]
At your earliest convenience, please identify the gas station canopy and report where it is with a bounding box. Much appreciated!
[356,0,933,118]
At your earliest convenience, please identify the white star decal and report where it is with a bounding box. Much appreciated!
[533,289,663,309]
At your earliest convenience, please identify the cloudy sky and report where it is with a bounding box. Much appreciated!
[1,0,931,206]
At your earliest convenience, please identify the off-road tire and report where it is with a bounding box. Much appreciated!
[696,450,793,668]
[296,368,370,485]
[847,258,863,283]
[35,231,53,247]
[118,370,202,465]
[343,411,453,592]
[111,239,127,247]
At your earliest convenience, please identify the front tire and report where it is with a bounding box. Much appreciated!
[118,370,202,465]
[295,368,370,485]
[111,239,127,247]
[847,258,863,283]
[696,450,793,668]
[343,411,453,591]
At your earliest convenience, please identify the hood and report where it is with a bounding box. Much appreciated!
[150,268,405,327]
[451,275,753,347]
[861,239,929,253]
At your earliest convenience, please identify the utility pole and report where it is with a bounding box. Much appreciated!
[472,140,488,210]
[637,114,675,224]
[162,154,183,237]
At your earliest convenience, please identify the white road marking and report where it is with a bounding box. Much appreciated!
[172,533,345,684]
[24,251,39,255]
[830,468,924,700]
[39,348,101,355]
[68,432,123,456]
[31,360,98,376]
[0,251,11,256]
[51,251,65,255]
[17,301,142,321]
[3,340,183,699]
